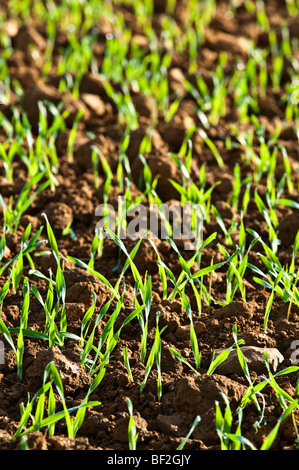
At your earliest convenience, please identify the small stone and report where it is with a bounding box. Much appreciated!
[161,299,182,314]
[213,346,284,375]
[66,282,97,306]
[194,321,206,335]
[81,93,106,117]
[156,413,193,437]
[2,244,11,261]
[14,25,47,53]
[175,324,191,342]
[214,200,235,220]
[5,20,18,37]
[25,346,93,392]
[113,412,149,443]
[42,202,73,235]
[19,214,41,232]
[131,152,183,201]
[161,344,183,374]
[4,305,19,322]
[213,301,253,320]
[23,83,62,129]
[132,93,154,119]
[277,212,299,247]
[64,303,86,321]
[157,414,179,436]
[205,28,250,55]
[174,374,247,445]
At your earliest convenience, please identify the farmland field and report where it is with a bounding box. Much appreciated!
[0,0,299,451]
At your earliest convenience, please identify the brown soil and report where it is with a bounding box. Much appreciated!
[0,0,299,451]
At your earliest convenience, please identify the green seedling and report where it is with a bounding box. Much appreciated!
[62,221,77,240]
[67,109,84,163]
[41,19,56,77]
[215,394,246,450]
[139,275,152,364]
[237,351,299,446]
[88,232,102,267]
[137,153,160,205]
[80,291,97,346]
[102,80,138,131]
[182,78,210,129]
[0,224,46,286]
[209,52,229,125]
[29,273,82,349]
[18,101,69,189]
[140,312,166,401]
[157,234,240,312]
[0,171,51,233]
[183,52,228,126]
[254,189,280,254]
[177,415,201,450]
[169,345,201,376]
[0,276,10,311]
[80,286,143,376]
[67,255,120,301]
[104,228,148,297]
[198,129,225,169]
[126,398,139,450]
[247,228,299,328]
[147,238,168,299]
[0,139,22,183]
[0,277,30,378]
[27,215,81,347]
[123,347,134,382]
[116,133,132,192]
[13,361,102,440]
[217,226,260,304]
[211,204,237,248]
[43,213,66,329]
[207,340,244,376]
[180,291,201,368]
[79,298,111,371]
[57,30,98,97]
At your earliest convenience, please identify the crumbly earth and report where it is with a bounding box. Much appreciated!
[0,0,299,451]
